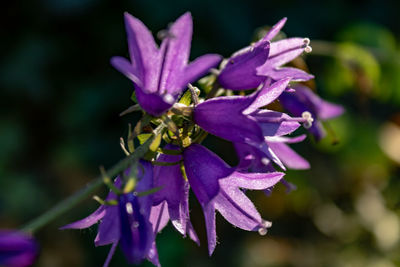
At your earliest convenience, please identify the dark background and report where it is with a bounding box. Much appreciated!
[1,0,400,266]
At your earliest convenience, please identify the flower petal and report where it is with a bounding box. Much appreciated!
[182,54,222,88]
[194,96,264,144]
[218,41,270,90]
[124,12,160,93]
[95,206,119,246]
[261,17,287,41]
[253,110,300,136]
[60,206,105,230]
[244,78,291,114]
[159,12,193,94]
[183,144,232,206]
[267,67,314,82]
[266,141,310,169]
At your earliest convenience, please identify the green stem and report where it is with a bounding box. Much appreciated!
[21,124,165,234]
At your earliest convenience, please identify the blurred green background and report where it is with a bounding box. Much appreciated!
[1,0,400,266]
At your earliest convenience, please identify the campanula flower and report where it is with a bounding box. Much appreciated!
[279,84,344,140]
[218,18,313,90]
[152,144,199,244]
[61,160,159,266]
[0,230,38,267]
[194,78,311,170]
[111,12,222,116]
[183,144,284,255]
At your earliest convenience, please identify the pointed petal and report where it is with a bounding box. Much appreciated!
[214,189,262,231]
[266,67,314,82]
[194,96,264,144]
[60,205,105,230]
[253,110,300,136]
[257,38,306,74]
[147,242,161,267]
[218,41,270,90]
[186,221,200,246]
[95,206,120,246]
[224,171,284,190]
[181,54,222,88]
[183,144,232,206]
[244,78,291,114]
[124,12,160,92]
[159,12,193,93]
[203,205,217,255]
[259,142,286,170]
[318,100,345,120]
[266,141,310,169]
[149,201,170,234]
[265,134,307,144]
[110,56,143,87]
[261,17,287,41]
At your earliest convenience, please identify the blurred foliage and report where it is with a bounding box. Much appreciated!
[1,0,400,267]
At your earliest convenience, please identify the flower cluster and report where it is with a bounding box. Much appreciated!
[62,12,344,266]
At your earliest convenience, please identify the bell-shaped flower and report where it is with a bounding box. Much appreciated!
[218,18,313,90]
[0,230,38,267]
[279,84,344,140]
[61,160,159,266]
[151,144,199,244]
[194,78,309,170]
[235,134,310,171]
[183,144,284,255]
[111,12,222,116]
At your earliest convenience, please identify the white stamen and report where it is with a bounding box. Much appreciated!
[258,220,272,236]
[302,111,314,129]
[258,227,268,236]
[303,38,311,46]
[261,157,270,166]
[163,94,175,104]
[126,203,133,214]
[304,45,312,53]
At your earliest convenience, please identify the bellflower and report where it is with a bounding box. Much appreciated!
[218,18,313,90]
[0,230,38,267]
[111,12,222,116]
[235,134,310,171]
[151,144,199,244]
[183,144,284,255]
[194,78,310,170]
[61,160,159,266]
[279,84,345,140]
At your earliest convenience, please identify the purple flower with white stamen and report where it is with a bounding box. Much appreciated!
[61,160,159,266]
[0,230,38,267]
[279,84,345,141]
[218,18,313,90]
[183,144,284,255]
[194,78,312,170]
[111,12,222,116]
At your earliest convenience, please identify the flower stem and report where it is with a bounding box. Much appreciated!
[21,124,166,234]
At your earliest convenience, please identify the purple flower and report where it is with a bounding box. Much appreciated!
[0,230,38,267]
[218,18,313,90]
[61,160,159,266]
[183,144,284,255]
[194,78,309,170]
[151,144,199,244]
[279,84,345,141]
[235,134,310,171]
[111,12,222,116]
